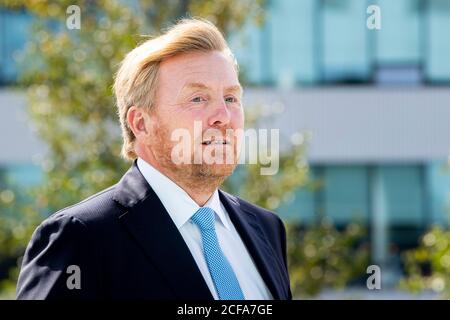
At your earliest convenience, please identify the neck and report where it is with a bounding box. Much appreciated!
[169,174,221,206]
[139,155,223,206]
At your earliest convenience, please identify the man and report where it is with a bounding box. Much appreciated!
[16,18,292,300]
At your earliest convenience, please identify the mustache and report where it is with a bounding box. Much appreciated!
[196,127,237,144]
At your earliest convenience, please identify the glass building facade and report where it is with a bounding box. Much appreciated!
[1,0,450,274]
[230,0,450,86]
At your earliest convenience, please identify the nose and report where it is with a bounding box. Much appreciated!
[207,98,231,128]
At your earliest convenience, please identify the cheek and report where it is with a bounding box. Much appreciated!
[167,111,203,143]
[160,108,195,131]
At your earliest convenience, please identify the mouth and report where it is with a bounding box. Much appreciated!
[202,140,230,146]
[201,139,230,145]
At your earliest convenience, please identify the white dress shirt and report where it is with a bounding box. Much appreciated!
[137,158,273,300]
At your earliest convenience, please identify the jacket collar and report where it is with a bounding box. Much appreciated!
[112,161,287,299]
[112,160,213,299]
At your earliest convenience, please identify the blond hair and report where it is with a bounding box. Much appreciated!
[113,18,238,160]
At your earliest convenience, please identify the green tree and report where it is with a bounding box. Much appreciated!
[399,163,450,299]
[0,173,41,299]
[287,221,369,298]
[2,0,368,299]
[400,226,450,299]
[5,0,265,213]
[0,0,268,297]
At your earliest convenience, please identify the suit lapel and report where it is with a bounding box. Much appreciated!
[219,190,288,300]
[112,161,213,300]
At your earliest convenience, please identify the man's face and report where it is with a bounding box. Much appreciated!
[147,50,244,181]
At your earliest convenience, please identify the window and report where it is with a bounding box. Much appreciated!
[323,165,369,224]
[0,8,32,85]
[321,0,371,82]
[381,165,424,226]
[425,0,450,82]
[375,0,422,65]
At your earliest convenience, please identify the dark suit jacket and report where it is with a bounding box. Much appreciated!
[16,161,292,300]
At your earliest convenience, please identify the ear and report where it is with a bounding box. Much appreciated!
[126,106,152,139]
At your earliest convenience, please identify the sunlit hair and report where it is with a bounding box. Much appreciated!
[113,18,239,160]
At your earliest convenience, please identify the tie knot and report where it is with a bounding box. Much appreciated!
[191,207,216,230]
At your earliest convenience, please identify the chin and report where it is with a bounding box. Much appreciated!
[196,163,237,178]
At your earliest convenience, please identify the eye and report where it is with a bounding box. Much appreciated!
[191,96,206,103]
[225,96,238,103]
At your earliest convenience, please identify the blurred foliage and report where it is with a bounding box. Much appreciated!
[0,175,41,299]
[399,226,450,299]
[1,0,369,299]
[5,0,266,213]
[0,0,266,298]
[400,161,450,299]
[287,221,369,298]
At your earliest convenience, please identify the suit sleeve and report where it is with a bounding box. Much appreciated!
[16,214,101,299]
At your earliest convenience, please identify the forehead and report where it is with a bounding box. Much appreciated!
[158,50,239,87]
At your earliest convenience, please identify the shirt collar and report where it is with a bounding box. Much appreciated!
[136,158,231,231]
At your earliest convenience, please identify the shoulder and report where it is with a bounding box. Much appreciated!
[26,184,124,255]
[16,187,121,299]
[28,184,125,254]
[42,184,122,230]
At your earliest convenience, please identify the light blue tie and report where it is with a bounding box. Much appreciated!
[191,207,245,300]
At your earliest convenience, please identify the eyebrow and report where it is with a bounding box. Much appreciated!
[225,85,243,94]
[183,82,243,94]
